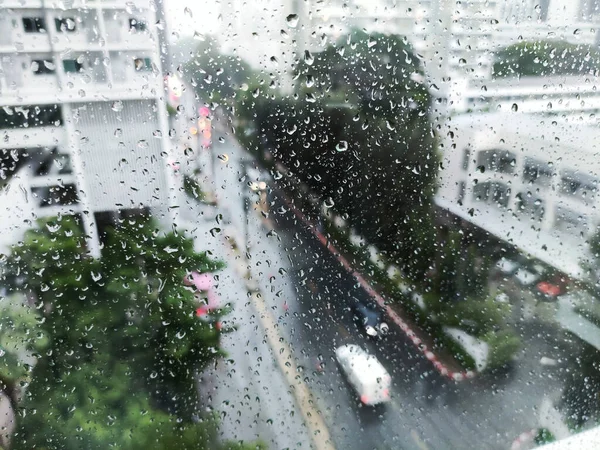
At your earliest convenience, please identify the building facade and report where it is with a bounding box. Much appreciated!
[436,112,600,278]
[0,0,183,255]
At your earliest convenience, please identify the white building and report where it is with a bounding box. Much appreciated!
[436,112,600,279]
[0,0,184,256]
[448,74,600,122]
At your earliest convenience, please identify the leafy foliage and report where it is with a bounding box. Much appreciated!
[237,30,439,280]
[7,215,229,449]
[482,330,521,370]
[0,293,48,411]
[534,428,556,445]
[562,343,600,426]
[180,35,255,104]
[493,40,600,77]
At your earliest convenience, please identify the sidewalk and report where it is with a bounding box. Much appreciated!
[180,196,334,450]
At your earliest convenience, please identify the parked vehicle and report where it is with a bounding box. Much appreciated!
[495,257,521,276]
[350,300,389,338]
[514,263,546,286]
[536,273,570,301]
[335,344,391,405]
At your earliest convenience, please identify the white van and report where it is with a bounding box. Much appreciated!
[335,344,391,405]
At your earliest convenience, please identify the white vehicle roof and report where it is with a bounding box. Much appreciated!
[335,345,390,382]
[496,257,519,272]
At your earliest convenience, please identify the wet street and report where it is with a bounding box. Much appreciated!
[186,130,572,450]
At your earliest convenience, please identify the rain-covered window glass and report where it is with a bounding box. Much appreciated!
[22,17,45,33]
[4,1,600,449]
[54,17,76,33]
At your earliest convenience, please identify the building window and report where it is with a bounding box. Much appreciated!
[0,105,62,129]
[476,149,516,174]
[457,181,466,205]
[55,17,77,32]
[129,18,147,32]
[134,57,152,71]
[462,148,471,171]
[560,170,598,202]
[554,206,589,236]
[491,182,511,208]
[22,17,46,33]
[523,158,553,187]
[63,59,83,73]
[473,181,510,208]
[31,184,79,208]
[515,192,545,221]
[32,148,72,176]
[32,59,55,75]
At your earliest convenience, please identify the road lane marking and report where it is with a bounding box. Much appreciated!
[251,291,336,450]
[410,429,430,450]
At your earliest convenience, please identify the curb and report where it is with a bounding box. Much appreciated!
[510,429,538,450]
[280,195,476,382]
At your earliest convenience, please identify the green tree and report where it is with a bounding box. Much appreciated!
[8,214,229,449]
[493,40,600,78]
[0,294,48,412]
[237,29,439,281]
[179,35,255,104]
[561,343,600,427]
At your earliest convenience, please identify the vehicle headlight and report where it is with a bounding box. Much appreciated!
[365,326,377,337]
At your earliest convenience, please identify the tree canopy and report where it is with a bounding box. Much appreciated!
[6,214,235,449]
[178,35,256,104]
[236,30,439,280]
[493,40,600,78]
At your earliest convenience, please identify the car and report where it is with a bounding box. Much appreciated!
[335,344,391,405]
[514,263,546,286]
[495,292,510,303]
[495,257,520,275]
[536,274,570,300]
[350,300,389,338]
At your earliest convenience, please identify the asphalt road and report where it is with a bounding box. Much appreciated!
[199,129,572,450]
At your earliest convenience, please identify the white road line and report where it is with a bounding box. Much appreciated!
[251,291,336,450]
[410,429,430,450]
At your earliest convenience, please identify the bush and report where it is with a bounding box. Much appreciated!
[483,329,521,369]
[184,175,205,201]
[534,428,556,445]
[439,297,511,337]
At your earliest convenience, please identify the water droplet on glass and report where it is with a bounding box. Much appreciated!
[303,50,314,66]
[286,14,299,28]
[306,74,314,88]
[111,101,123,112]
[114,128,123,138]
[287,125,297,135]
[218,154,229,162]
[137,140,148,149]
[210,227,221,237]
[324,197,335,208]
[512,103,518,112]
[46,222,60,232]
[91,271,102,282]
[336,141,348,152]
[184,6,193,18]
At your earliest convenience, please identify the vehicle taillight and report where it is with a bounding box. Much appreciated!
[360,394,369,404]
